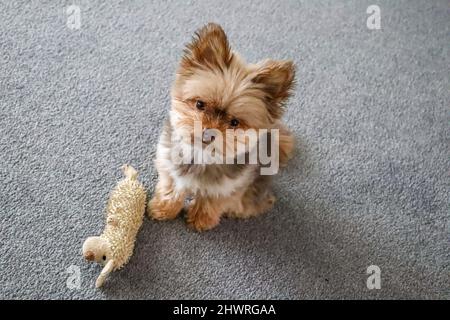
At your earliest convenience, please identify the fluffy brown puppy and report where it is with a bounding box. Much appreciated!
[148,23,295,231]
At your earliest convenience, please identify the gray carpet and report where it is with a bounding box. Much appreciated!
[0,0,448,299]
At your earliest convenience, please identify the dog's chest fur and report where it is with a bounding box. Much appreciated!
[156,121,258,198]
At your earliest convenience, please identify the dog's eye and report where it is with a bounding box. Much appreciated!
[102,255,106,261]
[230,119,239,127]
[196,100,205,110]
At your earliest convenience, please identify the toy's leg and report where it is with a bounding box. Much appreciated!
[106,216,118,227]
[148,172,185,221]
[95,260,114,288]
[186,197,223,232]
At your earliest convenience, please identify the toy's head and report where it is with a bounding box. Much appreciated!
[82,236,116,288]
[82,236,112,266]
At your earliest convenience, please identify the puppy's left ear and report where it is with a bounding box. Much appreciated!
[252,60,296,119]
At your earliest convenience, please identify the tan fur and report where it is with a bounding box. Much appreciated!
[148,174,185,221]
[222,176,276,219]
[186,197,223,231]
[278,122,295,166]
[149,23,296,231]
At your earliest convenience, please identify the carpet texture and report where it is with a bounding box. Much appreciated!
[0,0,448,299]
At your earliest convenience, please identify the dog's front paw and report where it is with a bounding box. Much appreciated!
[186,210,220,232]
[148,197,183,221]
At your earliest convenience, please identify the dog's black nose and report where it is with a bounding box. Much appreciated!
[202,129,216,144]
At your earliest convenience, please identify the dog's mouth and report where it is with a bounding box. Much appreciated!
[202,138,215,147]
[190,135,214,148]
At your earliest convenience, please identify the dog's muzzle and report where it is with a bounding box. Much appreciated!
[202,129,216,144]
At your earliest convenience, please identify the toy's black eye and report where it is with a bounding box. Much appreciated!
[230,119,239,127]
[196,100,205,110]
[102,255,106,261]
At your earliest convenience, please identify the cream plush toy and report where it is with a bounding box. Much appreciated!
[82,164,147,288]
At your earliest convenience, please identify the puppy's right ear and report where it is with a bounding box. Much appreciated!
[180,23,233,74]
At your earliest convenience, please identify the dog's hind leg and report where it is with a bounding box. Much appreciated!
[224,175,276,219]
[277,124,295,167]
